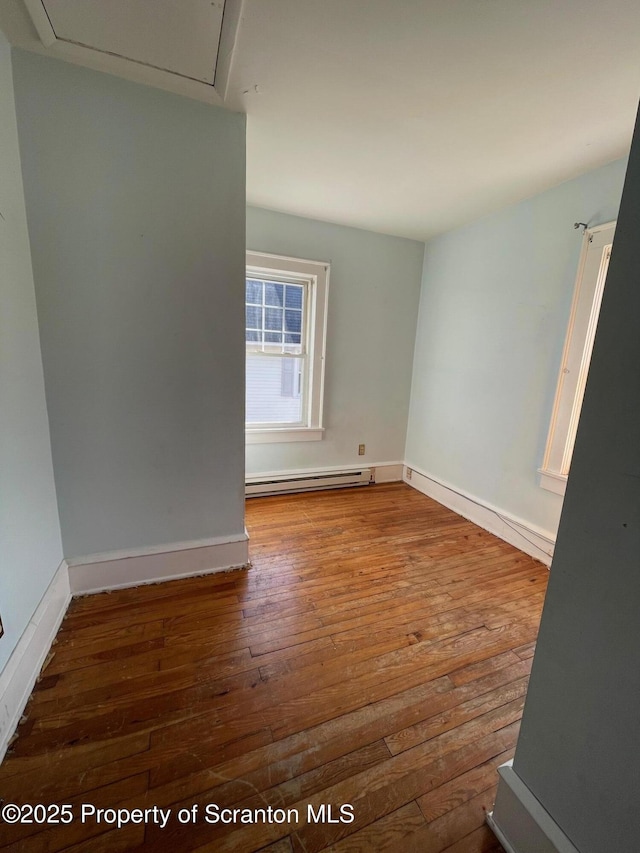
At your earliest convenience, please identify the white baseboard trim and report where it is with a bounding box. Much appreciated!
[68,533,250,595]
[0,562,71,762]
[487,762,580,853]
[403,464,555,566]
[371,462,404,483]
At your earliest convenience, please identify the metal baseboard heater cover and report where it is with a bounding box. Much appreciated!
[246,468,373,497]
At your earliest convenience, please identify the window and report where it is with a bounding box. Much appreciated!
[245,251,329,443]
[539,222,615,495]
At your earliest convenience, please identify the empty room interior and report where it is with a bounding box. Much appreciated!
[1,1,640,851]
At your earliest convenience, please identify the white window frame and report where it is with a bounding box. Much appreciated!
[539,221,615,495]
[245,250,329,444]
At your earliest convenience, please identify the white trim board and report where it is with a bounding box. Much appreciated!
[68,533,250,595]
[404,465,555,566]
[65,532,248,567]
[487,762,580,853]
[0,562,71,762]
[246,428,324,444]
[538,468,567,497]
[371,463,404,483]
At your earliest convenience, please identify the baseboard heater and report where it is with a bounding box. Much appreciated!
[246,468,373,497]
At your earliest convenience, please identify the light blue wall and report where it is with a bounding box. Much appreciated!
[0,35,63,672]
[246,207,424,475]
[406,158,628,538]
[12,50,247,559]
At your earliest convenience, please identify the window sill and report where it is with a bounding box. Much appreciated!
[538,468,567,496]
[246,427,325,444]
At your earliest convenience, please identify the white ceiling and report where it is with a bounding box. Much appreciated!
[3,0,640,240]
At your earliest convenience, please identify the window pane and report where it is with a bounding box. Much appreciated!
[246,279,263,304]
[284,333,301,344]
[264,307,283,331]
[246,305,262,329]
[285,309,301,334]
[246,330,261,343]
[246,355,304,424]
[285,285,303,309]
[264,282,284,307]
[264,332,283,344]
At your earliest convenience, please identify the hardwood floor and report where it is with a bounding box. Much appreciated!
[0,483,548,852]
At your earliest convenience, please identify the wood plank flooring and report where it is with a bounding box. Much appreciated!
[0,483,549,852]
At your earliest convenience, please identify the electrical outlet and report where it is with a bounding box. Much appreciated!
[406,468,412,480]
[358,444,365,456]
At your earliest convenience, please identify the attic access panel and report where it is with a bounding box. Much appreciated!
[30,0,226,84]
